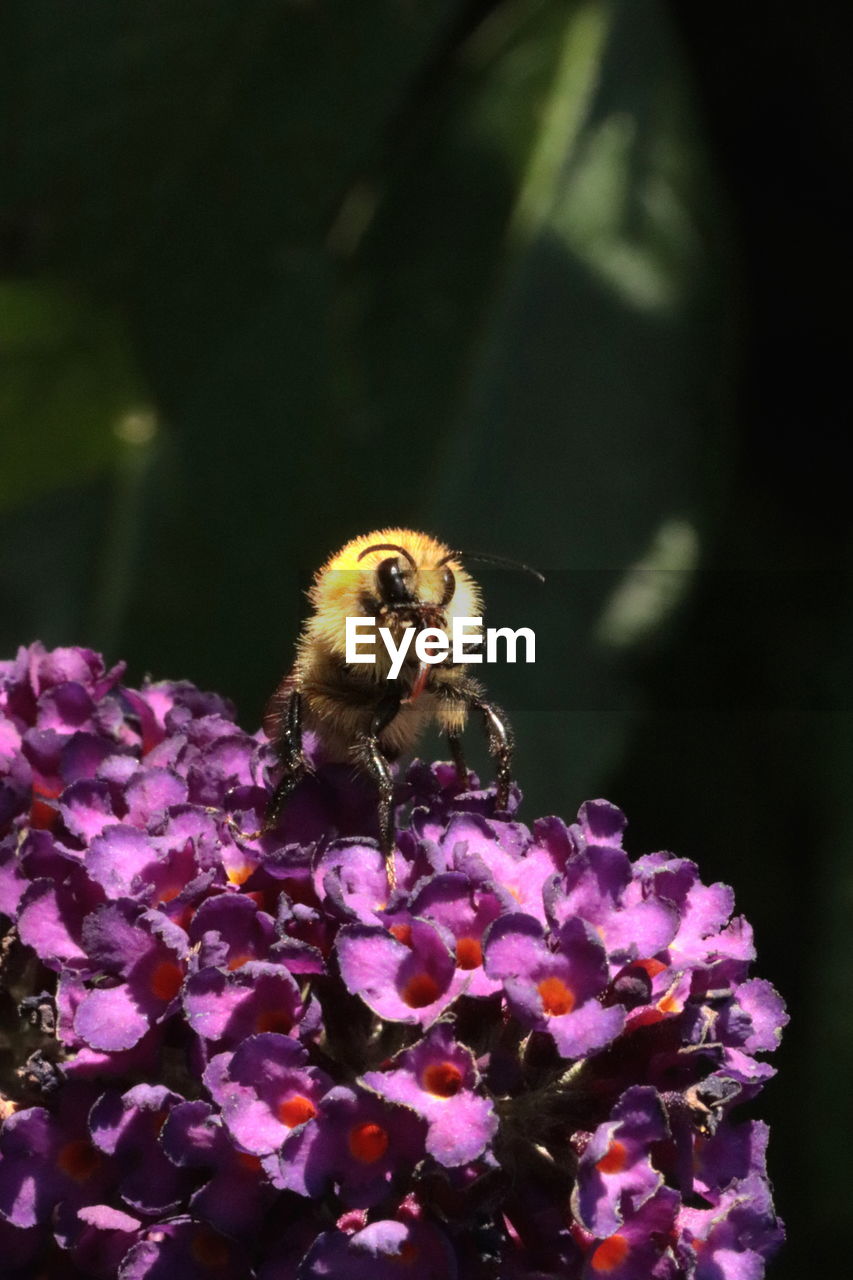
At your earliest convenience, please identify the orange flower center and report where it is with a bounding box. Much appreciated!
[255,1009,292,1034]
[226,863,255,886]
[236,1152,263,1173]
[190,1227,232,1268]
[589,1234,630,1272]
[56,1139,101,1183]
[658,993,683,1015]
[455,936,482,969]
[635,957,667,978]
[401,972,440,1008]
[277,1095,317,1128]
[596,1139,628,1175]
[149,960,183,1002]
[628,1007,664,1029]
[422,1061,464,1097]
[537,975,575,1016]
[154,882,182,905]
[174,905,195,931]
[30,783,60,829]
[389,923,413,946]
[348,1122,389,1164]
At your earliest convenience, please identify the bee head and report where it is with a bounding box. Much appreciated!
[307,530,482,655]
[365,547,456,617]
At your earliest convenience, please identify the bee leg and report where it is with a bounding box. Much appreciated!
[265,764,305,831]
[362,736,395,859]
[356,686,403,889]
[448,732,468,788]
[436,679,514,813]
[473,699,513,812]
[227,691,306,840]
[265,690,307,828]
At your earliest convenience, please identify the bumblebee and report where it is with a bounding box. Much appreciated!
[262,529,540,868]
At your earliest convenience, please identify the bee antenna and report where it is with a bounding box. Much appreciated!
[357,543,418,572]
[437,549,545,584]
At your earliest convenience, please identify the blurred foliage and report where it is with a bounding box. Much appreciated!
[2,0,721,786]
[0,282,143,508]
[1,1,851,1273]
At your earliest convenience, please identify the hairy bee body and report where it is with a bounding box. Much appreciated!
[262,529,514,864]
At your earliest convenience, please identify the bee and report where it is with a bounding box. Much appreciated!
[261,529,542,876]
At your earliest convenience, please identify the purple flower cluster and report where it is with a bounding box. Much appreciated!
[0,644,787,1278]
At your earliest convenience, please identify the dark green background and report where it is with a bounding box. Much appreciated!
[2,3,849,1272]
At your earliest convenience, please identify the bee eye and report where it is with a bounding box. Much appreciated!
[376,556,413,604]
[439,566,455,607]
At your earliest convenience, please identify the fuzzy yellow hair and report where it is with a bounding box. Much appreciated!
[304,529,482,657]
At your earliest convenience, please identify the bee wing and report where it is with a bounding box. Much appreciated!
[262,672,298,742]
